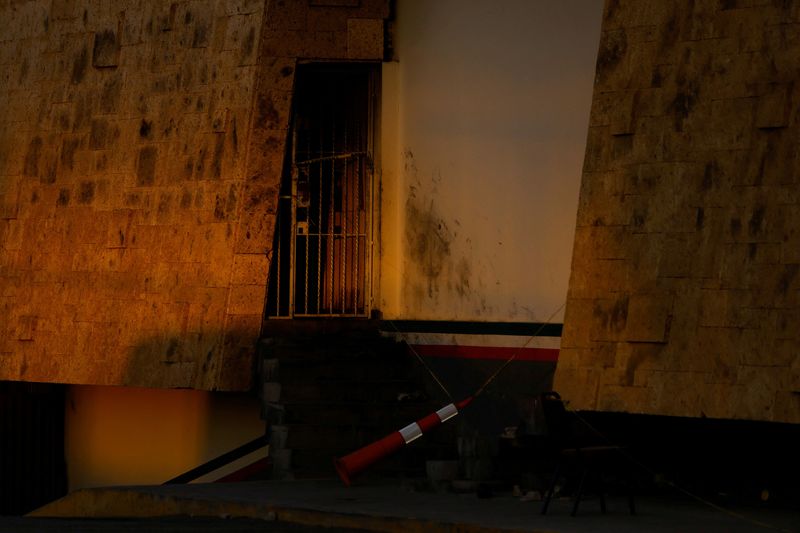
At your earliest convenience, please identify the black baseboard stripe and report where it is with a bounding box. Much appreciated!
[382,320,563,337]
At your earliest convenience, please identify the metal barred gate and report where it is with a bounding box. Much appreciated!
[266,64,376,318]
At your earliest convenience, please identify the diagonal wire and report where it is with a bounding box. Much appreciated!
[386,319,454,402]
[391,298,788,532]
[473,302,566,398]
[387,301,567,404]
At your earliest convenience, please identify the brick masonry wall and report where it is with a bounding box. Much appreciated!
[555,0,800,423]
[0,0,387,390]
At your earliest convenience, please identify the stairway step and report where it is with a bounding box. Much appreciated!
[265,401,434,427]
[261,319,386,339]
[269,421,459,456]
[263,403,437,431]
[276,380,425,403]
[265,339,407,359]
[282,442,454,478]
[272,359,412,382]
[270,424,366,452]
[258,323,457,481]
[270,337,401,348]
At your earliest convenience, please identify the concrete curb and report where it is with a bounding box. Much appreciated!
[29,487,555,533]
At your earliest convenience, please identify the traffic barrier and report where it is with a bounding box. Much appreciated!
[334,396,473,486]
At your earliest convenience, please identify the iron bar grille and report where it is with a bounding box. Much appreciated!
[266,65,375,318]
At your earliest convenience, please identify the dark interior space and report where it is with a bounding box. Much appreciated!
[266,63,377,319]
[0,381,67,515]
[498,407,800,510]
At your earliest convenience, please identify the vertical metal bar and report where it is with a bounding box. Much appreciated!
[365,69,373,316]
[329,108,335,314]
[314,93,322,314]
[274,201,280,315]
[316,148,322,314]
[354,154,360,313]
[306,109,322,314]
[289,114,297,316]
[341,123,347,314]
[303,205,309,315]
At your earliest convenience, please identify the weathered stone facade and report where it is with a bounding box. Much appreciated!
[556,0,800,422]
[0,0,387,390]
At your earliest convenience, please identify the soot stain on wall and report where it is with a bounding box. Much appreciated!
[403,151,477,309]
[405,195,452,299]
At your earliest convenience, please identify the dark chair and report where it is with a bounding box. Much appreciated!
[539,391,635,516]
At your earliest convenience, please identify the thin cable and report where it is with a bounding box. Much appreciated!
[474,302,566,398]
[565,406,793,533]
[386,319,454,402]
[389,295,786,532]
[387,301,567,404]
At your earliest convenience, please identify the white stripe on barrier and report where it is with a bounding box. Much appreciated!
[435,403,458,423]
[399,422,423,444]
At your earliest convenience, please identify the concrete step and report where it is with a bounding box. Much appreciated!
[257,323,448,480]
[274,379,423,404]
[269,424,366,452]
[268,357,411,382]
[263,400,433,427]
[286,445,444,477]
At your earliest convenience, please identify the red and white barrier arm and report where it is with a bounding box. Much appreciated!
[334,396,473,486]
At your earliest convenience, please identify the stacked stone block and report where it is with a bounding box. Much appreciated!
[556,0,800,423]
[0,0,388,390]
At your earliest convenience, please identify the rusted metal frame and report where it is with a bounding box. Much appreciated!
[294,151,367,166]
[354,155,361,313]
[316,122,322,315]
[273,66,376,319]
[289,115,298,317]
[342,126,348,315]
[363,69,376,316]
[274,197,281,316]
[328,148,335,314]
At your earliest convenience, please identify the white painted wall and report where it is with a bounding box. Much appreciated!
[379,0,603,323]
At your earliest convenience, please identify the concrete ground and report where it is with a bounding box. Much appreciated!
[25,479,800,533]
[0,516,350,532]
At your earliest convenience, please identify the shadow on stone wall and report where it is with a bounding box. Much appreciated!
[126,326,258,392]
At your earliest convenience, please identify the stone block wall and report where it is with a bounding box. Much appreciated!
[555,0,800,423]
[0,0,388,390]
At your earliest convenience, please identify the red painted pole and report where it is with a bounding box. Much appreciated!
[334,396,473,486]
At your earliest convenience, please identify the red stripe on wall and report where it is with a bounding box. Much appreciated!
[410,344,559,362]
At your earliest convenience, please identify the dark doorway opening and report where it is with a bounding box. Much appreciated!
[0,381,67,515]
[266,64,378,318]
